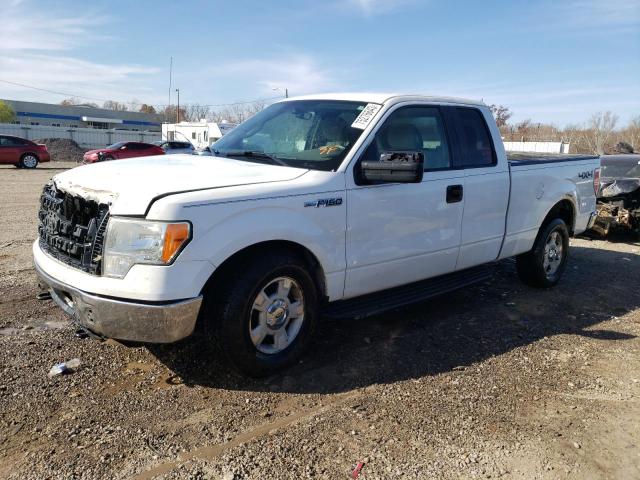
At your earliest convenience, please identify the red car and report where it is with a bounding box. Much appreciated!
[0,135,50,169]
[83,141,165,164]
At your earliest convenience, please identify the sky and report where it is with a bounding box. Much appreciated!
[0,0,639,126]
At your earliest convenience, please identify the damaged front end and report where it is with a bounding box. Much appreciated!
[592,155,640,237]
[38,182,110,274]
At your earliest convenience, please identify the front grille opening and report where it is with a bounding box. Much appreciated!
[38,183,109,275]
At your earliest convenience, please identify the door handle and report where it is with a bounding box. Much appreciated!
[446,184,463,203]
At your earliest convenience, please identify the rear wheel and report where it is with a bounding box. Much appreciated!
[516,218,569,288]
[203,251,319,377]
[20,154,39,169]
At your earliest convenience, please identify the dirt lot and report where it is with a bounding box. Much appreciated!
[1,164,639,480]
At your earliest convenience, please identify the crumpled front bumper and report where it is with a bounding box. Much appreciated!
[35,262,202,343]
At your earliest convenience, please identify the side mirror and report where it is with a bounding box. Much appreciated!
[120,146,127,150]
[360,151,424,184]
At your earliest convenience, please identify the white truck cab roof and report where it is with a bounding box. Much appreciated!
[279,92,485,107]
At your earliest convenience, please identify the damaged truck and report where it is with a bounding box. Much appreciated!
[592,154,640,237]
[34,94,601,376]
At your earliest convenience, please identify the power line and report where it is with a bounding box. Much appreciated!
[0,78,284,108]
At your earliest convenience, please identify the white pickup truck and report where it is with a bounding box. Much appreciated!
[34,94,600,376]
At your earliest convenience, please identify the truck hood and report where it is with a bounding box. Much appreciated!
[53,154,308,215]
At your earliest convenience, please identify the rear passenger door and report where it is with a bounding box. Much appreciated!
[443,106,509,270]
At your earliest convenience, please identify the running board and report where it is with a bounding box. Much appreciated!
[324,265,492,319]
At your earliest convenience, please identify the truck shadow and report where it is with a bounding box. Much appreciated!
[148,244,640,394]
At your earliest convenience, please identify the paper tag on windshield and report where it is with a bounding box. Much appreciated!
[351,103,382,130]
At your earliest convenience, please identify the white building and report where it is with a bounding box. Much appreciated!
[162,120,237,149]
[502,141,571,154]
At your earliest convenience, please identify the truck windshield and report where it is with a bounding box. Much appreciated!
[212,100,371,171]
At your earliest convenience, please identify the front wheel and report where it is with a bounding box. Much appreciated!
[516,218,569,288]
[204,251,319,377]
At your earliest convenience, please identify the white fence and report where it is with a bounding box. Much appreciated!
[503,141,570,154]
[0,123,161,149]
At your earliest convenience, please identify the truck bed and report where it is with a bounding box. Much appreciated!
[507,152,599,166]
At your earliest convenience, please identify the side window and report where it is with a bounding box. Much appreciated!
[360,106,451,171]
[451,107,496,167]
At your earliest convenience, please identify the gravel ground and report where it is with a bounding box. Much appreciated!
[1,164,639,479]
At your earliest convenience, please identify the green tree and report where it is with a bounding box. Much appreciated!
[0,100,16,123]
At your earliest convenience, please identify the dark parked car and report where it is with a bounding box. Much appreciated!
[82,142,164,164]
[0,135,50,168]
[153,140,195,155]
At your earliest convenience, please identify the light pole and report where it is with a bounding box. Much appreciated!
[272,87,288,98]
[175,88,180,123]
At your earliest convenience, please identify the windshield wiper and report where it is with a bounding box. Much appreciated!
[215,149,288,167]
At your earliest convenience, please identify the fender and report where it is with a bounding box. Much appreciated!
[177,200,347,301]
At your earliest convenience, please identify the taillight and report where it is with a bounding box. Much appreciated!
[593,167,600,195]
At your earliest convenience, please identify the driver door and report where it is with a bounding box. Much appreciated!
[344,105,465,298]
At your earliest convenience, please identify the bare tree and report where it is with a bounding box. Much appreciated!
[184,104,211,122]
[59,97,98,108]
[584,111,618,155]
[160,105,187,123]
[488,104,512,128]
[211,101,267,124]
[102,100,129,111]
[621,115,640,153]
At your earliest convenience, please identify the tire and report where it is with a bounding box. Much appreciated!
[19,154,39,169]
[204,251,320,377]
[516,218,569,288]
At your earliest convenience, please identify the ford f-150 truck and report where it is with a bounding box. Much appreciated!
[34,94,601,376]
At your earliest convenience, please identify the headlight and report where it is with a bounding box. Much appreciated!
[102,218,191,278]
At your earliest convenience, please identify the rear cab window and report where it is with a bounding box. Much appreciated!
[445,107,497,168]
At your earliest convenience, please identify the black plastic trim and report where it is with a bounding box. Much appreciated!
[324,265,491,319]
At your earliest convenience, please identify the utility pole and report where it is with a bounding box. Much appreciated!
[168,56,172,123]
[175,88,180,123]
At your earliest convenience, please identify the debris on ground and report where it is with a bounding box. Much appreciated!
[351,461,364,478]
[34,138,86,163]
[47,358,81,377]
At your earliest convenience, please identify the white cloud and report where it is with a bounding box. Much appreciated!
[208,55,339,97]
[348,0,417,16]
[0,0,162,104]
[0,1,109,51]
[0,54,161,102]
[562,0,640,28]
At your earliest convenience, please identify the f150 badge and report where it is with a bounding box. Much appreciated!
[578,170,593,179]
[304,198,343,208]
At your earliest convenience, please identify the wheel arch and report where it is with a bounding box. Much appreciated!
[541,197,576,235]
[200,239,328,301]
[20,151,40,160]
